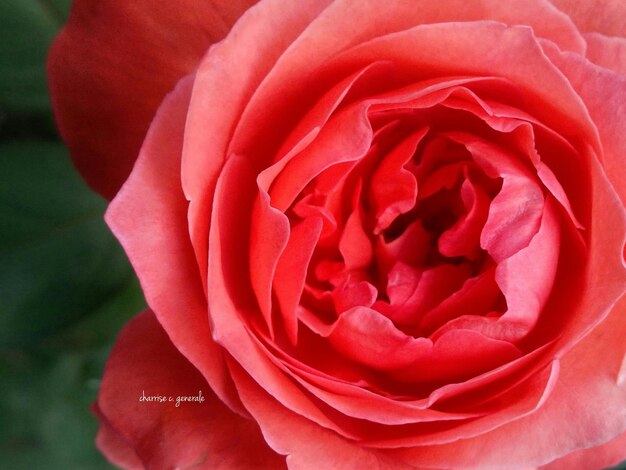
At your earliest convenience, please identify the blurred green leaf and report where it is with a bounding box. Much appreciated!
[0,277,143,469]
[0,0,70,112]
[0,142,135,348]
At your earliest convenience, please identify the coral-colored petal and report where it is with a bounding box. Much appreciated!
[274,216,324,345]
[249,189,291,338]
[183,0,332,290]
[105,77,243,414]
[230,0,586,165]
[389,292,626,468]
[96,310,286,469]
[584,33,626,74]
[94,412,142,470]
[542,41,626,207]
[549,0,626,36]
[339,206,373,270]
[370,129,424,232]
[336,22,596,152]
[494,198,560,334]
[419,267,502,335]
[209,153,358,438]
[540,429,626,469]
[230,363,414,470]
[438,174,490,260]
[48,0,256,199]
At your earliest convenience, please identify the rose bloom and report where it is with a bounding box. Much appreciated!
[48,0,626,468]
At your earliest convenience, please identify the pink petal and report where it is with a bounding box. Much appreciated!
[542,40,626,207]
[273,216,324,345]
[375,219,433,273]
[249,189,291,338]
[183,0,332,292]
[388,329,523,384]
[209,154,358,438]
[549,0,626,36]
[233,351,559,454]
[370,129,424,232]
[339,205,373,270]
[419,266,502,335]
[389,295,626,467]
[335,21,597,153]
[447,136,546,263]
[317,306,434,370]
[231,364,415,470]
[584,33,626,74]
[439,173,491,260]
[96,310,286,469]
[268,103,373,212]
[540,429,626,469]
[333,279,378,313]
[229,0,586,164]
[94,414,142,470]
[48,0,256,199]
[494,198,561,335]
[105,76,243,414]
[383,263,472,326]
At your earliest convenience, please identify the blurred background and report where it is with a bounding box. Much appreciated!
[0,1,623,469]
[0,1,144,468]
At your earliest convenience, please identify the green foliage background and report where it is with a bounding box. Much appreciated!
[0,1,623,469]
[0,1,144,468]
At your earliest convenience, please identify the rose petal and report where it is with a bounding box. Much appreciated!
[438,172,491,260]
[549,0,626,36]
[230,363,415,470]
[370,129,424,232]
[233,351,559,455]
[446,135,546,263]
[339,205,373,270]
[584,33,626,74]
[382,264,472,326]
[495,197,560,334]
[542,40,626,207]
[376,219,433,273]
[47,0,256,198]
[274,216,324,344]
[268,103,373,212]
[419,266,502,335]
[230,0,587,164]
[96,310,286,469]
[209,153,360,438]
[249,189,291,338]
[540,429,626,469]
[94,413,142,470]
[334,21,597,156]
[183,0,332,290]
[105,76,244,414]
[389,294,626,468]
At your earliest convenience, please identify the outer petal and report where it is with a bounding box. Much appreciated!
[389,294,626,468]
[584,33,626,75]
[48,0,257,199]
[541,41,626,207]
[541,430,626,470]
[230,362,416,470]
[96,310,286,469]
[183,0,332,289]
[549,0,626,37]
[230,0,586,158]
[105,76,244,414]
[94,415,143,470]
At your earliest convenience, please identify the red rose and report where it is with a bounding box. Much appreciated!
[48,0,626,468]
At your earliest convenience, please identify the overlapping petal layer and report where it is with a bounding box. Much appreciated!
[48,0,626,467]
